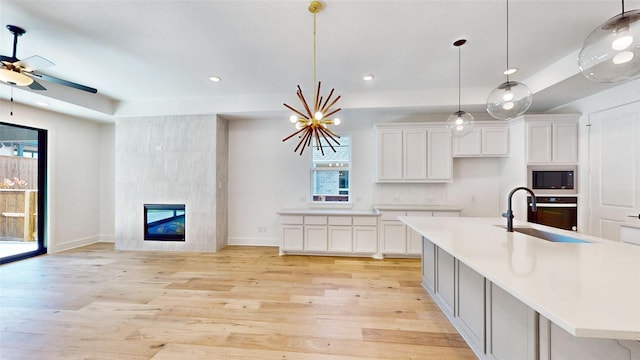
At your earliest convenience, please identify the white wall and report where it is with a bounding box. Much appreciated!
[0,99,113,252]
[228,114,503,246]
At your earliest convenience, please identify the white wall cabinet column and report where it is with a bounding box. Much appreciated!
[377,129,404,181]
[376,123,452,183]
[427,129,452,180]
[524,115,579,164]
[453,122,509,157]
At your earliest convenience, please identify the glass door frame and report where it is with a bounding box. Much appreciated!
[0,122,47,264]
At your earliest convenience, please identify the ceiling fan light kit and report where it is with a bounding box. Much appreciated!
[578,0,640,83]
[486,0,532,120]
[446,39,475,137]
[0,24,98,93]
[282,1,342,156]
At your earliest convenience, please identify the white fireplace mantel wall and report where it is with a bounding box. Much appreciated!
[115,114,227,252]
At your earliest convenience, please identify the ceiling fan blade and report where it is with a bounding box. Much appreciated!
[14,55,54,71]
[30,72,97,94]
[28,79,46,91]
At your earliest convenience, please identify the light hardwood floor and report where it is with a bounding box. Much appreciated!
[0,243,475,359]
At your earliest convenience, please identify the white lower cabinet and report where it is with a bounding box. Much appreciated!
[420,237,639,360]
[279,214,377,256]
[380,210,459,257]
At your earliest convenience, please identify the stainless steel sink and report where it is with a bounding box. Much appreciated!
[496,226,590,243]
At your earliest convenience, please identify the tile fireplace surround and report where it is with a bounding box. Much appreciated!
[114,114,228,252]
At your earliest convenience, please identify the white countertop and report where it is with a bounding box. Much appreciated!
[278,208,379,216]
[399,216,640,340]
[373,204,462,212]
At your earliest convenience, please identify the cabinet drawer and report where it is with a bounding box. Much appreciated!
[328,216,352,226]
[379,211,406,221]
[304,216,327,225]
[353,216,378,226]
[280,215,303,225]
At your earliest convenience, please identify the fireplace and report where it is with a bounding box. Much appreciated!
[143,204,185,241]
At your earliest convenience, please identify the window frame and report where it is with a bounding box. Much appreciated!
[309,136,351,204]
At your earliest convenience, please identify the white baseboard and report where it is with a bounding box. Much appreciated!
[227,237,278,246]
[48,235,100,253]
[99,234,115,243]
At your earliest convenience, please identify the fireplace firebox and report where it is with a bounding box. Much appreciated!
[143,204,185,241]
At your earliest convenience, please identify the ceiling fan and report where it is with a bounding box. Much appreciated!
[0,24,97,93]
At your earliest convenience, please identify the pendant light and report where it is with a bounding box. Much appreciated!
[446,39,475,137]
[486,0,532,120]
[282,1,342,156]
[578,0,640,83]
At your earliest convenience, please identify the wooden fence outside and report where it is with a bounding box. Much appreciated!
[0,155,38,189]
[0,189,37,241]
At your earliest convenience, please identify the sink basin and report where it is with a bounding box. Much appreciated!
[496,226,590,243]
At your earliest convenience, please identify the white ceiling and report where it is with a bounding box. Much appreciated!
[0,0,638,123]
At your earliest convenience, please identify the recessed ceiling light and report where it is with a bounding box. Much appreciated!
[35,101,48,107]
[504,68,518,75]
[362,74,375,81]
[209,76,221,82]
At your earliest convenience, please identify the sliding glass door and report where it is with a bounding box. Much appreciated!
[0,122,47,264]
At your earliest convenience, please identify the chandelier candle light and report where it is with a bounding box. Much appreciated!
[486,0,532,120]
[282,1,342,156]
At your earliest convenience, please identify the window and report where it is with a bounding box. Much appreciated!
[311,137,350,202]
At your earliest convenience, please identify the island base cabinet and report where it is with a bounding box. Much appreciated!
[457,262,486,356]
[539,316,640,360]
[422,237,436,292]
[488,284,537,360]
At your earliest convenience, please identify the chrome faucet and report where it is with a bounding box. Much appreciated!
[502,187,537,232]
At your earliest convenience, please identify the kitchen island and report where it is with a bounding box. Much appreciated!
[399,216,640,360]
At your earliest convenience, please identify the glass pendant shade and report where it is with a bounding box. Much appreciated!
[486,80,532,120]
[578,9,640,83]
[447,110,475,137]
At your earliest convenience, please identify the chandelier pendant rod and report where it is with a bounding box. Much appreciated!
[506,0,510,82]
[313,11,318,112]
[457,44,461,113]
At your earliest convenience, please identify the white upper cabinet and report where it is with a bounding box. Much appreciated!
[376,123,452,183]
[377,129,404,181]
[452,122,509,157]
[524,115,579,164]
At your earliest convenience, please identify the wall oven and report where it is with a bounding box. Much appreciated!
[528,166,577,195]
[527,196,577,231]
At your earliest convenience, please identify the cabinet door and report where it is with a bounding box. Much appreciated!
[552,121,578,163]
[407,228,423,255]
[304,226,327,251]
[377,129,403,181]
[452,128,482,157]
[422,237,436,292]
[281,225,303,251]
[436,248,455,314]
[427,129,453,180]
[457,262,486,353]
[403,129,428,180]
[489,284,537,360]
[328,226,352,253]
[526,122,552,163]
[353,226,377,254]
[482,127,509,156]
[381,221,407,254]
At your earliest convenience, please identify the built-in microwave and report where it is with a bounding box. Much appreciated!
[527,165,577,195]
